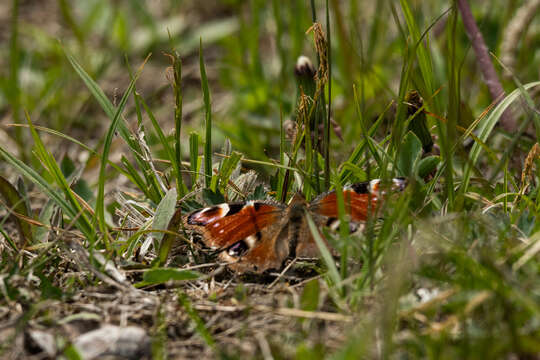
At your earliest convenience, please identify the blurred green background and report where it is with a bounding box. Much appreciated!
[3,1,538,168]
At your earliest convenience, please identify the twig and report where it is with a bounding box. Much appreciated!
[267,258,297,289]
[255,332,274,360]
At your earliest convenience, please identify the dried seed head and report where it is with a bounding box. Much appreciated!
[521,142,540,190]
[297,92,312,125]
[306,22,328,84]
[283,119,297,142]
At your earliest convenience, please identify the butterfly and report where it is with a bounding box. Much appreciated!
[183,178,407,273]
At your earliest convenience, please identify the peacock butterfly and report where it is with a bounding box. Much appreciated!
[184,178,407,273]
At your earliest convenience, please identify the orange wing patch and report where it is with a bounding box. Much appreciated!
[185,202,283,250]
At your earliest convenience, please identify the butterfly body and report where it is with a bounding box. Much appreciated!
[184,178,406,273]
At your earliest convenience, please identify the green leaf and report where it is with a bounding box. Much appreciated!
[152,188,178,245]
[60,154,76,177]
[405,90,433,152]
[157,207,184,266]
[517,211,535,237]
[38,273,63,300]
[202,188,225,205]
[63,345,83,360]
[135,268,200,287]
[16,177,32,222]
[417,155,440,179]
[247,184,266,201]
[396,131,422,177]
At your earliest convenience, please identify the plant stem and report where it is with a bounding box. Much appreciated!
[457,0,516,132]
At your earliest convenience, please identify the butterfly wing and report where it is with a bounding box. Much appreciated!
[310,178,407,221]
[184,201,289,273]
[220,222,290,273]
[297,178,407,257]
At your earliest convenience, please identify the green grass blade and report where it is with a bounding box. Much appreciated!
[64,49,139,148]
[8,124,130,178]
[217,151,242,193]
[8,0,24,158]
[170,51,186,197]
[304,107,313,201]
[138,94,180,191]
[444,3,459,209]
[399,0,435,98]
[25,112,94,237]
[276,106,286,201]
[178,291,216,350]
[462,81,540,192]
[0,145,91,238]
[324,0,331,189]
[353,85,382,168]
[332,176,350,280]
[339,101,391,183]
[199,39,213,189]
[305,211,342,291]
[95,60,146,248]
[189,132,200,187]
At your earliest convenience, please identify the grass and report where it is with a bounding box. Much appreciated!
[1,0,540,358]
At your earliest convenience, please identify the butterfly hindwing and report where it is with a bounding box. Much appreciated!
[310,178,407,221]
[297,178,408,257]
[220,223,289,273]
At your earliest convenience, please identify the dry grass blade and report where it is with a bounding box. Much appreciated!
[193,303,352,322]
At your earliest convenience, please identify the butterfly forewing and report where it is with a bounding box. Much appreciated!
[185,201,285,250]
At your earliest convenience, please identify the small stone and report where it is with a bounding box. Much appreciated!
[73,325,150,360]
